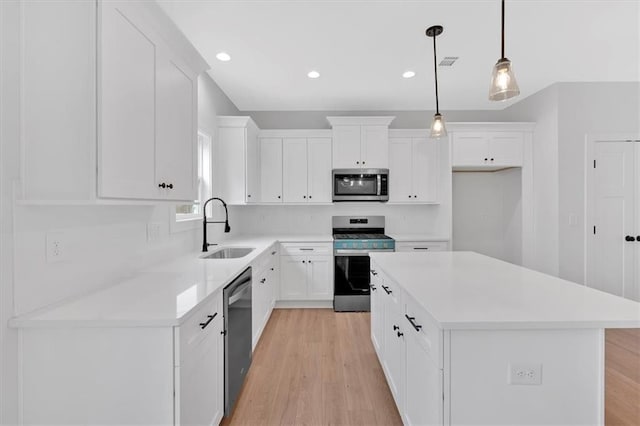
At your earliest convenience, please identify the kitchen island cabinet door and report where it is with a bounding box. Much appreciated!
[261,138,283,203]
[98,1,157,199]
[307,255,332,300]
[279,255,308,300]
[370,268,384,357]
[405,331,443,426]
[282,138,308,203]
[307,138,332,203]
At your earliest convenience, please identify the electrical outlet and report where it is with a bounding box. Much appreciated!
[508,363,542,385]
[46,231,68,263]
[147,223,161,242]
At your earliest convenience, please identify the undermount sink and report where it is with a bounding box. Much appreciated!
[201,247,255,259]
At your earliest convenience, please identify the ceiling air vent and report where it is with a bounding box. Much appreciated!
[439,56,459,67]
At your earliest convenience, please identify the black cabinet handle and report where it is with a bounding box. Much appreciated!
[260,278,266,284]
[270,267,274,271]
[382,285,392,295]
[271,251,276,255]
[302,260,306,264]
[200,312,217,329]
[370,285,377,291]
[303,195,307,199]
[158,183,166,188]
[247,194,251,198]
[167,183,173,189]
[490,158,494,162]
[637,236,640,242]
[405,314,422,331]
[484,158,488,161]
[278,195,281,199]
[393,325,399,331]
[397,331,404,338]
[370,270,377,276]
[309,195,312,199]
[362,161,366,165]
[625,235,635,242]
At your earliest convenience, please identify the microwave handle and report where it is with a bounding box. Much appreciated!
[377,175,381,196]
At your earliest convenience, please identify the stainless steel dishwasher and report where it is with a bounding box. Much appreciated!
[223,267,252,417]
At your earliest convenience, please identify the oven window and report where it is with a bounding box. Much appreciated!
[334,255,370,295]
[334,175,378,196]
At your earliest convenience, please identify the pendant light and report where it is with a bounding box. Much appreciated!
[489,0,520,101]
[426,25,447,139]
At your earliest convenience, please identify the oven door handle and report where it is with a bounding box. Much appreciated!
[334,249,395,255]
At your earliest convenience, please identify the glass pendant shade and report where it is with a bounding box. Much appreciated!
[489,58,520,101]
[430,113,447,138]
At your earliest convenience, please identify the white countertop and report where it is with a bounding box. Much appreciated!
[388,234,449,242]
[371,251,640,330]
[10,237,285,328]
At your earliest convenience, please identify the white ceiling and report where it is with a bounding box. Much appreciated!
[158,0,640,111]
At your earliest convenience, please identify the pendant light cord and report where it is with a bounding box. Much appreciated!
[433,34,440,114]
[501,0,505,59]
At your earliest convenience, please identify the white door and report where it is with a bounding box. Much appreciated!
[370,270,385,357]
[384,306,405,410]
[155,51,197,201]
[260,138,283,203]
[361,125,389,168]
[488,132,524,167]
[282,138,308,203]
[98,2,156,199]
[389,138,413,202]
[307,138,332,203]
[590,141,637,299]
[245,125,261,203]
[307,255,332,300]
[452,133,489,167]
[279,255,308,300]
[332,126,361,168]
[413,137,439,202]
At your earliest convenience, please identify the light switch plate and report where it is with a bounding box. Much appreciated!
[508,362,542,385]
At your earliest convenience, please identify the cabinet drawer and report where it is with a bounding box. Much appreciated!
[404,296,442,368]
[395,241,448,252]
[177,292,223,363]
[378,270,402,305]
[280,242,331,256]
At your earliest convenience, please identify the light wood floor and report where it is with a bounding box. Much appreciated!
[606,328,640,426]
[223,310,640,426]
[222,309,402,426]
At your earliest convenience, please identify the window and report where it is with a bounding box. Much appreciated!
[175,130,212,222]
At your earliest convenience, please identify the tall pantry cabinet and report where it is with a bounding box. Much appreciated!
[19,0,208,203]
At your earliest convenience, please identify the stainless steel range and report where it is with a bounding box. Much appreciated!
[333,216,395,312]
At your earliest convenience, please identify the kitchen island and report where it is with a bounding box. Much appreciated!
[369,251,640,426]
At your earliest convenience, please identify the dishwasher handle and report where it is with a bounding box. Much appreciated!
[228,282,251,305]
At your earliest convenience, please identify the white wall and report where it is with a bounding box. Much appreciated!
[500,84,560,276]
[452,169,522,264]
[0,4,240,418]
[557,82,640,284]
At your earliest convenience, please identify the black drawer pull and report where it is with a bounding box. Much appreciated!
[260,278,266,284]
[393,325,399,331]
[382,285,392,295]
[370,285,377,291]
[370,270,378,276]
[200,312,217,329]
[413,247,430,250]
[405,314,422,331]
[397,331,404,338]
[271,251,277,255]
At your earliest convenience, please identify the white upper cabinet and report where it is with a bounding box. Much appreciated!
[19,0,207,202]
[327,117,395,169]
[216,117,261,204]
[260,138,283,203]
[282,139,308,203]
[259,131,333,204]
[452,130,524,170]
[389,134,439,203]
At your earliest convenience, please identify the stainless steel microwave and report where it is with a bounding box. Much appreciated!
[332,169,389,202]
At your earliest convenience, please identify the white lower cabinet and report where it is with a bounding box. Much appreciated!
[371,261,444,426]
[251,246,279,348]
[19,291,224,425]
[279,243,333,301]
[395,241,449,252]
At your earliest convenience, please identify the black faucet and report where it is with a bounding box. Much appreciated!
[202,197,231,252]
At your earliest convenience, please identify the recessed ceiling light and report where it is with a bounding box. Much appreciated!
[216,52,231,62]
[307,70,320,79]
[402,71,416,79]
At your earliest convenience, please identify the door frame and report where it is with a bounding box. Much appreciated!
[584,133,640,290]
